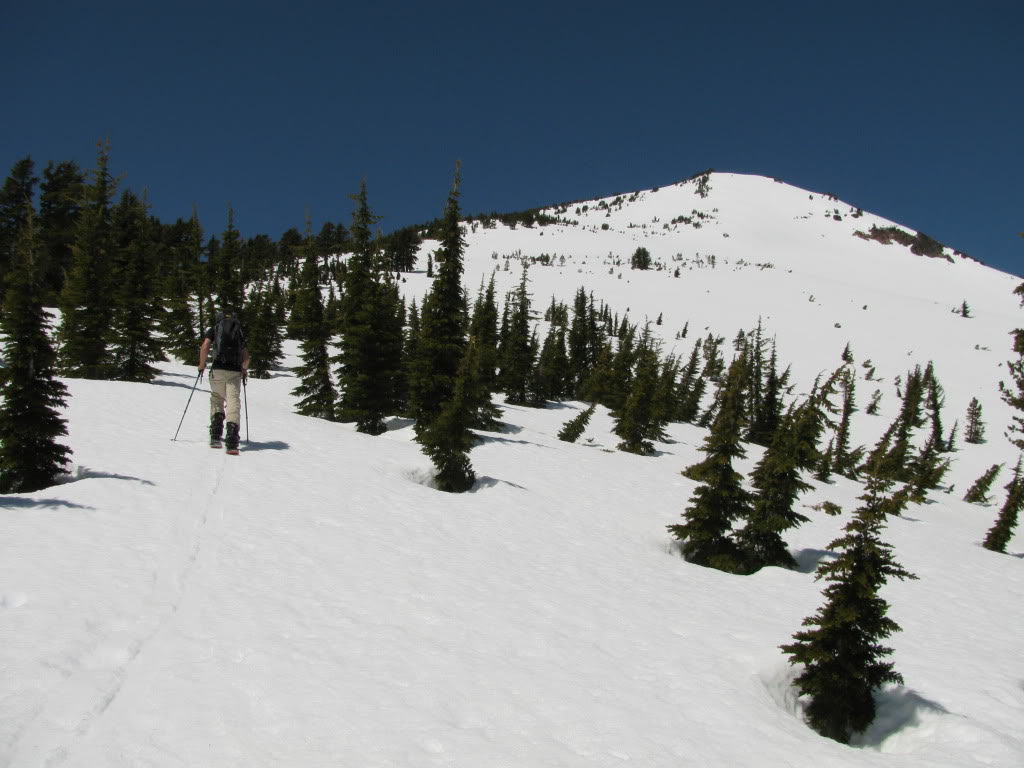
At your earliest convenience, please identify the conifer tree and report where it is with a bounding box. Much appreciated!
[747,342,789,446]
[292,227,336,419]
[675,339,705,423]
[832,368,860,478]
[243,283,282,379]
[606,322,638,414]
[467,275,502,428]
[108,191,165,382]
[982,457,1023,553]
[866,389,882,415]
[613,339,664,455]
[0,206,72,492]
[412,165,474,490]
[964,397,986,443]
[335,183,403,434]
[999,330,1024,450]
[579,340,614,405]
[963,463,1003,505]
[499,263,534,405]
[876,366,925,481]
[59,140,116,379]
[906,436,952,503]
[668,356,752,573]
[37,160,84,302]
[419,338,480,492]
[0,156,37,303]
[529,323,570,405]
[780,469,917,744]
[159,211,202,364]
[213,207,245,312]
[923,363,947,452]
[558,403,596,443]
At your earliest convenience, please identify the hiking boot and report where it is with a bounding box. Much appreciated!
[225,421,240,451]
[210,412,225,444]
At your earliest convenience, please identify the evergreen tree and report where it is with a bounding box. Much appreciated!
[529,323,570,405]
[613,340,664,455]
[999,326,1024,450]
[982,457,1023,553]
[606,322,638,414]
[159,211,202,364]
[736,404,810,572]
[906,436,952,503]
[630,246,651,269]
[412,165,474,490]
[866,389,882,415]
[668,356,752,573]
[0,206,72,492]
[964,397,986,444]
[832,368,860,478]
[108,191,165,382]
[292,227,336,419]
[499,263,534,405]
[334,183,403,433]
[558,403,596,443]
[0,156,37,303]
[579,340,614,405]
[567,287,592,396]
[876,366,925,481]
[467,274,502,428]
[963,463,1003,505]
[244,283,284,378]
[59,140,116,379]
[675,339,705,423]
[923,363,946,452]
[419,337,480,492]
[213,207,245,312]
[747,341,789,446]
[780,470,917,744]
[37,160,83,302]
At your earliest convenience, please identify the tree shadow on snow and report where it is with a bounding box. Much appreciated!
[385,417,415,432]
[794,548,837,574]
[475,434,550,449]
[0,496,93,510]
[243,440,290,452]
[66,467,156,486]
[470,476,527,492]
[851,688,953,748]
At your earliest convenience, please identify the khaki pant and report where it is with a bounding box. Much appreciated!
[209,369,242,425]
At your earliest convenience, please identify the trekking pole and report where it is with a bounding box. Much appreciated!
[173,371,203,441]
[243,375,249,443]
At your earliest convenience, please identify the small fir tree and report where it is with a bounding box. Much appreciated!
[499,263,534,405]
[668,356,752,573]
[963,463,1003,505]
[982,457,1023,553]
[419,338,480,492]
[558,403,596,443]
[0,206,72,492]
[59,140,117,379]
[37,160,84,302]
[613,341,664,455]
[998,328,1024,450]
[108,191,165,382]
[292,230,336,420]
[780,470,917,744]
[964,397,986,444]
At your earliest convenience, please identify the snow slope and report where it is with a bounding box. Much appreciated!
[2,173,1022,767]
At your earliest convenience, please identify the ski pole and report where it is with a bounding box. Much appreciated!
[243,374,249,443]
[173,371,203,441]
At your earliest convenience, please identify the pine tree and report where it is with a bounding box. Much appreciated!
[467,274,502,428]
[0,156,37,304]
[159,212,202,365]
[963,463,1003,505]
[999,329,1024,450]
[964,397,986,444]
[213,207,245,312]
[335,183,403,433]
[558,403,596,443]
[876,366,925,481]
[780,470,917,744]
[37,160,83,302]
[529,323,570,405]
[613,336,665,455]
[292,226,336,419]
[499,263,534,405]
[866,389,882,415]
[982,457,1023,553]
[59,140,116,379]
[606,322,638,414]
[736,404,811,572]
[412,165,474,489]
[923,363,946,452]
[906,436,952,503]
[832,368,860,478]
[0,205,72,493]
[675,339,705,423]
[107,191,165,382]
[668,356,752,573]
[244,283,284,378]
[419,337,480,492]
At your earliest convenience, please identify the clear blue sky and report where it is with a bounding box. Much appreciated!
[4,0,1021,276]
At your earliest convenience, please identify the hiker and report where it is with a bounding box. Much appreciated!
[198,311,249,453]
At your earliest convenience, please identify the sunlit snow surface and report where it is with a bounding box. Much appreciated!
[2,173,1022,766]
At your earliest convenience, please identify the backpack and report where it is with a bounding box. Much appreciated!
[210,313,245,370]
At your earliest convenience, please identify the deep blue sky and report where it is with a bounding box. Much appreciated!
[4,1,1021,275]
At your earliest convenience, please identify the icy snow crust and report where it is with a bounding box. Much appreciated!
[2,173,1022,766]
